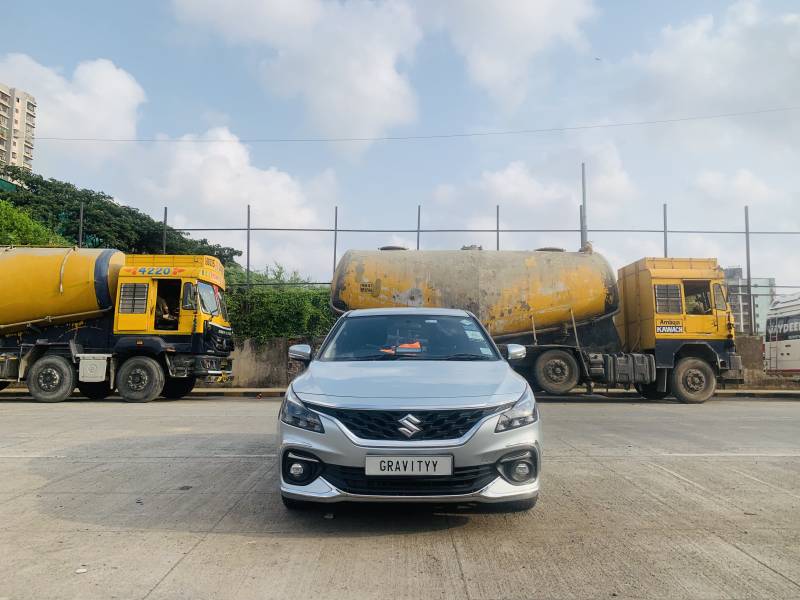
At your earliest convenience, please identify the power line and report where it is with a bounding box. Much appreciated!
[34,105,800,144]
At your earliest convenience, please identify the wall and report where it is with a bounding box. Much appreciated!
[730,334,800,388]
[225,334,798,389]
[227,336,324,388]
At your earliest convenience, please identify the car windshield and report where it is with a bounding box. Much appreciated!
[319,314,499,361]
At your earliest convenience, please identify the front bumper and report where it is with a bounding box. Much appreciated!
[279,406,541,504]
[167,353,233,378]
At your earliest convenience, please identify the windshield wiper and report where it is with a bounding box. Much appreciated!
[437,353,495,361]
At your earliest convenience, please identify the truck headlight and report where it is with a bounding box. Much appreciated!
[495,388,538,432]
[280,388,325,433]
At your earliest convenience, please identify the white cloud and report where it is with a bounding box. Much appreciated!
[172,0,421,143]
[0,54,337,278]
[426,0,594,110]
[417,141,636,253]
[478,160,572,210]
[629,0,800,145]
[693,169,780,207]
[0,53,145,169]
[136,127,336,278]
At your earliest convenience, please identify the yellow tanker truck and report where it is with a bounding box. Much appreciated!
[331,247,744,403]
[0,247,233,402]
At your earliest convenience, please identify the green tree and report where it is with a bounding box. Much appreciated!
[0,200,70,246]
[0,166,241,264]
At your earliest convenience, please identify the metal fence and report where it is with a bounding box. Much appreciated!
[71,168,799,336]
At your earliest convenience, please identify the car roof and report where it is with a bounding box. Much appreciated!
[346,307,471,318]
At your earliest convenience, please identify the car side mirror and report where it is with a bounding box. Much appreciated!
[505,344,527,361]
[288,344,312,363]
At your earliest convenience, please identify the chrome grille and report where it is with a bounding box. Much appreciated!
[308,404,510,441]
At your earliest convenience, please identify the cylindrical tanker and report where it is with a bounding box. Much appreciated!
[0,247,125,334]
[331,248,619,340]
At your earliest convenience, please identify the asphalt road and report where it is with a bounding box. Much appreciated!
[0,396,798,600]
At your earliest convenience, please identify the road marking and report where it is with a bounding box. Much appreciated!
[646,462,712,492]
[660,453,800,457]
[728,468,800,500]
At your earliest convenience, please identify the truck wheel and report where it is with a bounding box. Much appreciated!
[78,382,112,400]
[671,358,716,404]
[117,356,165,403]
[162,376,196,400]
[534,349,580,395]
[635,382,670,400]
[28,355,75,403]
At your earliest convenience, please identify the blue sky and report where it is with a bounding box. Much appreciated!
[2,0,800,283]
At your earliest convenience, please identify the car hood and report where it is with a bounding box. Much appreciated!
[291,360,527,409]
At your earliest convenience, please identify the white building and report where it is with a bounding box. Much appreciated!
[724,267,776,335]
[0,82,36,171]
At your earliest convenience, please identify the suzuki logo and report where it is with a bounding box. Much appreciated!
[397,414,422,438]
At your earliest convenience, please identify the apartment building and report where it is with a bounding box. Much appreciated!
[0,82,36,171]
[724,266,777,335]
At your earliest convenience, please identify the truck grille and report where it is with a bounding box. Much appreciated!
[307,404,510,441]
[322,464,497,496]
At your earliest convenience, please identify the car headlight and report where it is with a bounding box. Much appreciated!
[280,388,325,433]
[495,387,538,432]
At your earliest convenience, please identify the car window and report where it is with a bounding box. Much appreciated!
[319,314,499,361]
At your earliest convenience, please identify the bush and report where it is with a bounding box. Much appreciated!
[225,264,336,341]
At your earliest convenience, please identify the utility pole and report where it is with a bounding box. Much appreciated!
[162,207,167,254]
[78,202,84,248]
[580,162,588,248]
[744,205,754,335]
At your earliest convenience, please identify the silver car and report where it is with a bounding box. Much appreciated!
[278,308,541,510]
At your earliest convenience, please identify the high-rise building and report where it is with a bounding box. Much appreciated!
[724,267,776,335]
[0,83,36,171]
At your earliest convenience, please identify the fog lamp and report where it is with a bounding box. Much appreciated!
[496,450,537,484]
[512,461,531,481]
[289,463,306,478]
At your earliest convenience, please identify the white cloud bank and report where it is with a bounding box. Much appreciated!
[172,0,421,142]
[0,53,145,168]
[426,0,594,110]
[1,53,336,278]
[136,127,335,276]
[627,0,800,147]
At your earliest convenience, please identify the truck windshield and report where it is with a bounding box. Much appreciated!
[198,282,219,316]
[215,286,229,321]
[319,314,499,361]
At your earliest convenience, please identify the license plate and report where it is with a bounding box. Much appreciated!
[365,455,453,476]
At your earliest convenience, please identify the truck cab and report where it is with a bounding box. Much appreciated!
[108,254,233,398]
[617,258,743,402]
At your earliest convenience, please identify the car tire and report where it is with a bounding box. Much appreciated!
[162,376,196,400]
[504,497,538,512]
[281,494,314,510]
[671,357,716,404]
[117,356,165,403]
[78,381,113,400]
[27,355,75,403]
[533,349,580,395]
[635,382,670,400]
